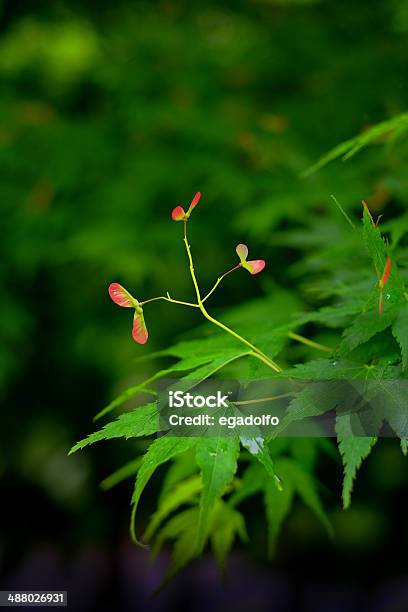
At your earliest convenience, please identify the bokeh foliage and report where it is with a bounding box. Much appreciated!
[2,0,408,580]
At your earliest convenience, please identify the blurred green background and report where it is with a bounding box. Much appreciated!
[1,0,408,608]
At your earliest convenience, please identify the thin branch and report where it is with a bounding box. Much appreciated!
[140,295,199,308]
[202,264,241,303]
[234,392,296,406]
[288,332,332,353]
[180,220,282,373]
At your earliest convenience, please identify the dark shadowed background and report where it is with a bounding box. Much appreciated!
[1,0,408,610]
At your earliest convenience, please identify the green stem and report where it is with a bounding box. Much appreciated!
[140,295,199,308]
[183,219,202,303]
[234,392,296,406]
[183,220,282,373]
[288,332,332,353]
[202,264,241,303]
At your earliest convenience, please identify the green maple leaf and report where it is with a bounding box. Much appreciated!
[393,304,408,370]
[264,464,294,557]
[278,358,381,380]
[100,457,142,491]
[336,414,377,509]
[195,435,240,552]
[340,308,399,354]
[210,502,248,571]
[303,112,408,176]
[131,436,198,545]
[69,402,158,453]
[143,475,202,542]
[151,508,200,584]
[264,457,331,555]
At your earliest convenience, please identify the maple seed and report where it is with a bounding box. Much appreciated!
[236,243,249,261]
[246,260,266,275]
[172,206,186,221]
[379,257,392,289]
[132,311,148,345]
[185,191,201,219]
[378,257,392,314]
[188,191,201,213]
[108,282,135,307]
[108,282,148,344]
[172,192,201,222]
[235,243,266,275]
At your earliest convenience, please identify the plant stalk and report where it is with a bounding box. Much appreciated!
[183,220,282,373]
